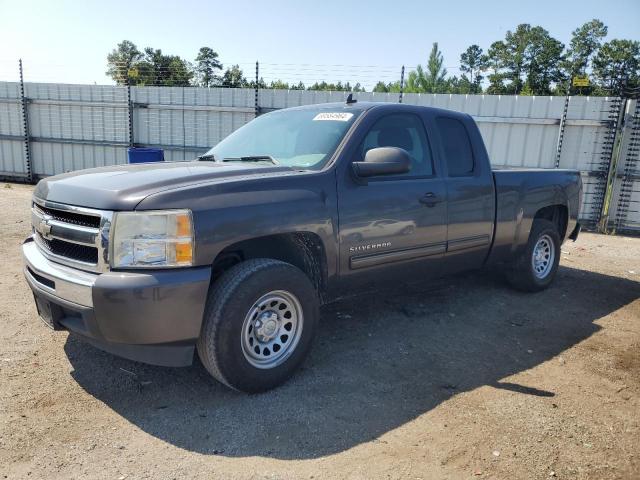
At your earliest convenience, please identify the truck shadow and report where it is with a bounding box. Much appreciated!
[64,265,639,459]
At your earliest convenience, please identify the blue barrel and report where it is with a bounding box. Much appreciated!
[127,147,164,164]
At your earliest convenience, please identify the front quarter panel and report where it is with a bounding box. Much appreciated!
[134,171,338,279]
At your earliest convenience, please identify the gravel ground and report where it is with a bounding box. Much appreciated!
[0,182,639,480]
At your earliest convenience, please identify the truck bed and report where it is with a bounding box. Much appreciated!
[488,168,582,265]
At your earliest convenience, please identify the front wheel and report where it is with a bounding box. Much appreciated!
[197,259,318,393]
[505,219,561,292]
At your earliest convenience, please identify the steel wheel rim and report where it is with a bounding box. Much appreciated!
[532,234,555,279]
[241,290,304,369]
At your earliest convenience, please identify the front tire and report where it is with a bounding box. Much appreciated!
[197,259,318,393]
[506,219,561,292]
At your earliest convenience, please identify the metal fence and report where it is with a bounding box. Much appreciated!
[609,99,640,233]
[1,77,638,234]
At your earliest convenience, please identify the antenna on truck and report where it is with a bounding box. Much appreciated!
[346,93,357,104]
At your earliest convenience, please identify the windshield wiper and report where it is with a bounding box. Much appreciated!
[222,155,279,165]
[198,153,218,161]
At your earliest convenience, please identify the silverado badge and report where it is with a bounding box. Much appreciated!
[349,242,391,253]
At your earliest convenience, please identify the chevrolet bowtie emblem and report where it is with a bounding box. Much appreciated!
[37,218,53,239]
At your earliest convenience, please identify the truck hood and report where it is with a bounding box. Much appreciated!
[33,161,294,210]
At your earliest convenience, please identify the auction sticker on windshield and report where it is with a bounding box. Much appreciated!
[313,112,354,121]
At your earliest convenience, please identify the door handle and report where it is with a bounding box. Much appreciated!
[419,192,441,207]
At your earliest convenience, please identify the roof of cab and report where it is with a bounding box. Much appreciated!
[280,101,472,121]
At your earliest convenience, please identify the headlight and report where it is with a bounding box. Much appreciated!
[111,210,194,268]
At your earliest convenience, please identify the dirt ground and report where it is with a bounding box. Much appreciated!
[0,182,638,480]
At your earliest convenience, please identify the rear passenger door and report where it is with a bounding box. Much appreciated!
[435,116,495,272]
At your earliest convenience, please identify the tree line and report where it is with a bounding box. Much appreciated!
[374,20,638,96]
[106,19,639,96]
[106,41,366,91]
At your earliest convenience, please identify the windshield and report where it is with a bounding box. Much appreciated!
[202,108,362,170]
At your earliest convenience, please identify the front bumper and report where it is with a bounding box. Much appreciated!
[22,238,211,367]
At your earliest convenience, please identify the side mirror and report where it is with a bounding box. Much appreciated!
[352,147,411,178]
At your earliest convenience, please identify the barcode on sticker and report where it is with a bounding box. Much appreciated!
[313,112,354,121]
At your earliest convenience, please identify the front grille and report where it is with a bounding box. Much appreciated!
[37,236,99,264]
[31,200,111,272]
[34,204,101,228]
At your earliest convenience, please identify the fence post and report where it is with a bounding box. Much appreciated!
[255,61,260,117]
[554,85,571,168]
[126,77,134,148]
[399,65,405,104]
[613,98,640,231]
[18,59,33,183]
[598,96,629,233]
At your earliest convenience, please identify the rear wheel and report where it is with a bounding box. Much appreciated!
[197,258,318,393]
[506,219,561,292]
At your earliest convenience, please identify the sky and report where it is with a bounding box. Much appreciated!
[0,0,638,88]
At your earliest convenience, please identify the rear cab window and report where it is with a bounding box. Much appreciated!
[436,117,475,177]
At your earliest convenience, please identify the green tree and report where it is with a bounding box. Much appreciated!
[404,65,425,93]
[460,45,487,93]
[307,81,328,91]
[107,41,194,86]
[485,41,509,94]
[525,27,565,95]
[520,83,534,96]
[248,77,267,89]
[166,56,194,86]
[373,81,401,93]
[593,39,640,93]
[387,81,402,93]
[222,65,248,88]
[486,24,564,95]
[106,40,142,85]
[564,19,608,79]
[425,42,448,92]
[134,48,193,86]
[447,75,474,94]
[194,47,223,87]
[491,24,531,93]
[269,79,290,89]
[372,81,389,93]
[306,81,364,92]
[400,44,448,94]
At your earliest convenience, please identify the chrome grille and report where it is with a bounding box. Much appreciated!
[31,198,112,273]
[37,237,99,264]
[34,204,101,228]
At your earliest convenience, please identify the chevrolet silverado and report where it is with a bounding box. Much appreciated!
[23,100,582,392]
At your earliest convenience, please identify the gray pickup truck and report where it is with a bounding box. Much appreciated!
[23,100,582,392]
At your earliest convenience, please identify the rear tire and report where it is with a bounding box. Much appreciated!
[197,258,318,393]
[506,219,561,292]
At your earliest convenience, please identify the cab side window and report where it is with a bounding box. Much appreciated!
[359,113,434,177]
[436,117,475,176]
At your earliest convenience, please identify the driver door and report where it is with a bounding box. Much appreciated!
[337,110,447,288]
